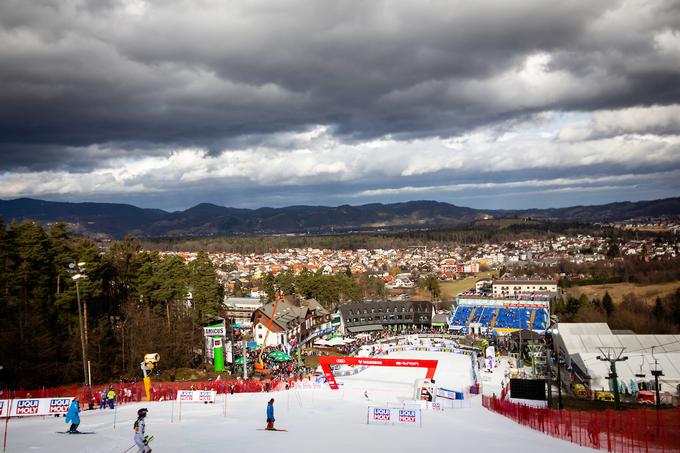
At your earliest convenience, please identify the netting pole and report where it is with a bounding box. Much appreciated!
[3,399,12,453]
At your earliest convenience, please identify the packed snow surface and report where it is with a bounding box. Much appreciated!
[3,350,592,452]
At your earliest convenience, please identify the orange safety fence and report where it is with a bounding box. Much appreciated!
[482,395,680,453]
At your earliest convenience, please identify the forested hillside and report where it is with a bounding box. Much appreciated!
[0,220,222,388]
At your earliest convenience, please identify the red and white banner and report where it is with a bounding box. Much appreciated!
[319,356,437,390]
[176,390,216,403]
[0,397,74,417]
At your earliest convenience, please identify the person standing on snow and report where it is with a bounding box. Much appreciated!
[65,399,81,433]
[107,386,116,409]
[265,398,276,430]
[99,389,107,409]
[134,408,152,452]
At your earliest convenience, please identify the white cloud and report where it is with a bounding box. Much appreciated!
[2,106,679,202]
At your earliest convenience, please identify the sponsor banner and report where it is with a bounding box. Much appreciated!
[293,381,323,390]
[300,326,337,346]
[369,407,391,423]
[367,406,421,426]
[485,346,496,369]
[177,390,217,403]
[436,388,458,400]
[397,409,419,424]
[0,398,75,417]
[204,326,226,337]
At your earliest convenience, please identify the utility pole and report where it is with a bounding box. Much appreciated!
[527,341,544,379]
[650,346,664,410]
[556,348,563,409]
[546,339,553,408]
[596,347,628,410]
[70,263,89,386]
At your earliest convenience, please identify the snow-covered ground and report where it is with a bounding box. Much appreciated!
[3,350,592,452]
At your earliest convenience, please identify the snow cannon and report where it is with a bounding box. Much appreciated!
[140,353,160,401]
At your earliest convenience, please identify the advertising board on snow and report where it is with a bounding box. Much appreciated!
[367,406,421,427]
[398,409,417,423]
[15,399,39,416]
[177,390,217,403]
[370,407,391,422]
[48,398,72,414]
[0,397,75,418]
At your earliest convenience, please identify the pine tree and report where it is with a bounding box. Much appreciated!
[602,291,615,317]
[189,251,223,325]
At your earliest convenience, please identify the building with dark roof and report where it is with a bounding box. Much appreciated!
[339,300,434,333]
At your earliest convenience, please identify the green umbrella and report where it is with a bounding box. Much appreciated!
[268,350,293,362]
[234,356,252,365]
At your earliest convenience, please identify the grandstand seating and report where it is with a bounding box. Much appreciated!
[449,304,549,332]
[451,306,472,327]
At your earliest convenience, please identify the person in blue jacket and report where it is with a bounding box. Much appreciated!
[65,399,81,433]
[265,398,275,430]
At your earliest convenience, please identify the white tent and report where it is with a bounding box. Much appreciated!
[326,337,348,347]
[554,323,680,394]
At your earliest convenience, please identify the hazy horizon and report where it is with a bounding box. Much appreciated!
[3,193,678,214]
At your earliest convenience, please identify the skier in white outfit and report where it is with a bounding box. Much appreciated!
[134,408,152,452]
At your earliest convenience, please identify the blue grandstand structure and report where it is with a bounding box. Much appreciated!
[448,292,551,334]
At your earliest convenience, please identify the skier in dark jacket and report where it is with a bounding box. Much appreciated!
[65,399,81,433]
[266,398,275,430]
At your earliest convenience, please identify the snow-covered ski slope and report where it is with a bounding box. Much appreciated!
[4,350,593,452]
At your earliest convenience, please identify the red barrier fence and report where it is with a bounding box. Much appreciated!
[482,395,680,453]
[2,376,309,408]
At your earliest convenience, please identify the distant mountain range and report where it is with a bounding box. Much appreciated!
[0,197,678,238]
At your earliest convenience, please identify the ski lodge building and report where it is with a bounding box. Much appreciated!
[251,298,332,348]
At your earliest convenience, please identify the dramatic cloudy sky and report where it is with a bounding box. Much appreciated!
[1,0,680,211]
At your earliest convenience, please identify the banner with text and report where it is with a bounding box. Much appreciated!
[0,397,75,417]
[176,390,217,403]
[367,406,421,427]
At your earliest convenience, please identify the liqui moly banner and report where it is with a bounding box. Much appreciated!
[397,409,420,425]
[367,407,421,427]
[177,390,217,403]
[0,398,75,417]
[368,407,392,424]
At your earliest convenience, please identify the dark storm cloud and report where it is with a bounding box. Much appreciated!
[2,0,680,172]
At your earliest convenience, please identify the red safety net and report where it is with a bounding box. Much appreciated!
[2,376,306,407]
[483,395,680,453]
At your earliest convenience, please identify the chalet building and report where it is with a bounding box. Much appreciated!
[251,298,331,348]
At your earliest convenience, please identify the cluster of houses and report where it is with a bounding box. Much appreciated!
[163,234,678,299]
